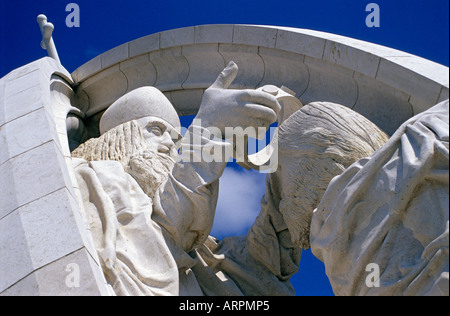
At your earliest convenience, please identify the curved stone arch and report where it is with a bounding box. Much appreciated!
[72,24,449,135]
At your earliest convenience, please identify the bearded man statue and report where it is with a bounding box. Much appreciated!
[71,61,284,296]
[72,87,182,296]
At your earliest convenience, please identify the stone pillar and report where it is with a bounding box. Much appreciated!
[0,57,110,296]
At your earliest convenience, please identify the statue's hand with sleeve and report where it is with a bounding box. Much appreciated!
[150,61,283,294]
[72,60,281,296]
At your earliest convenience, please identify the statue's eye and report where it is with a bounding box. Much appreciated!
[148,126,163,136]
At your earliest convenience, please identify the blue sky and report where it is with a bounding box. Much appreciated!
[1,0,448,296]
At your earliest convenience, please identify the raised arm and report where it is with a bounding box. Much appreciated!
[151,62,281,264]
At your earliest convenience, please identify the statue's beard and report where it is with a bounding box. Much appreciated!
[127,150,175,199]
[278,157,346,250]
[72,120,175,199]
[279,195,312,250]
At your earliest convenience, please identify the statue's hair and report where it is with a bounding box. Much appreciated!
[278,102,389,249]
[71,120,147,169]
[279,102,389,164]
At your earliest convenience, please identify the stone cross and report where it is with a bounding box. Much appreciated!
[37,14,60,63]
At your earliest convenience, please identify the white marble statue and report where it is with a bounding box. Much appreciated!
[71,58,449,296]
[310,100,449,296]
[197,101,390,295]
[200,100,448,296]
[71,61,282,295]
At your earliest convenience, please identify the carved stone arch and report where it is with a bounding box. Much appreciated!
[71,25,449,136]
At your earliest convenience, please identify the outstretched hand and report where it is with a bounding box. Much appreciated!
[195,61,281,134]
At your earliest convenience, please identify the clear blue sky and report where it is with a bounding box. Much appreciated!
[1,0,448,296]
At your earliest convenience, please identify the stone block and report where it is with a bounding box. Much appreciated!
[150,47,189,92]
[1,85,47,126]
[101,43,129,69]
[353,72,413,135]
[276,28,326,59]
[120,54,157,92]
[408,95,433,115]
[438,86,449,103]
[79,64,128,116]
[182,44,225,89]
[0,210,34,293]
[377,56,444,107]
[129,33,160,58]
[0,141,70,219]
[16,188,85,270]
[194,24,234,44]
[0,107,58,165]
[219,44,264,89]
[233,25,277,48]
[1,248,109,296]
[1,72,49,125]
[301,56,358,107]
[259,47,309,97]
[170,89,205,116]
[160,27,195,49]
[0,80,5,126]
[323,40,381,78]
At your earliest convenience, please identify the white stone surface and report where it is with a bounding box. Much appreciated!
[377,56,444,112]
[128,33,160,59]
[352,72,413,135]
[101,43,129,70]
[78,64,128,117]
[71,25,449,133]
[1,248,109,296]
[160,26,195,49]
[0,107,56,165]
[1,76,48,126]
[258,48,309,97]
[120,54,157,93]
[194,24,234,44]
[439,86,449,103]
[219,44,264,89]
[311,101,449,296]
[71,55,102,84]
[0,57,109,295]
[150,47,189,92]
[301,56,359,107]
[69,62,285,295]
[233,25,278,48]
[170,89,205,116]
[2,24,448,297]
[323,40,380,78]
[276,27,327,59]
[182,44,225,89]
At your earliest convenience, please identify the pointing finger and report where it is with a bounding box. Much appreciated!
[210,61,238,90]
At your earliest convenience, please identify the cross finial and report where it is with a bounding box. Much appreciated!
[37,14,60,63]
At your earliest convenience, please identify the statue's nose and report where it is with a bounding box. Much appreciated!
[157,131,176,154]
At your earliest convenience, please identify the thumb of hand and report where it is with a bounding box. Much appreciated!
[210,61,238,89]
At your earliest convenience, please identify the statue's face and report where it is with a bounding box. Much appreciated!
[135,116,182,159]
